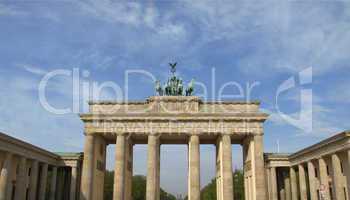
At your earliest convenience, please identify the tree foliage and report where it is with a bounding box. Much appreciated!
[104,171,176,200]
[198,170,245,200]
[104,170,244,200]
[200,178,216,200]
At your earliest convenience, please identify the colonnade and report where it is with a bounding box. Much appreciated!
[0,151,79,200]
[267,150,350,200]
[80,133,267,200]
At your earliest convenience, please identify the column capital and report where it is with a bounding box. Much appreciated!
[148,133,161,138]
[4,152,13,157]
[188,134,200,142]
[188,131,201,136]
[84,130,95,136]
[220,132,232,136]
[115,132,128,136]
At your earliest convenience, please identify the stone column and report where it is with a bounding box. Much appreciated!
[244,177,249,200]
[64,169,70,200]
[70,166,78,200]
[156,142,161,200]
[124,139,133,200]
[14,157,28,200]
[266,168,271,200]
[307,161,317,200]
[280,189,286,200]
[331,153,345,200]
[0,152,13,200]
[76,163,82,200]
[284,172,291,200]
[242,139,250,200]
[318,157,330,200]
[346,150,350,199]
[247,177,251,200]
[80,134,95,200]
[270,167,278,200]
[253,135,267,200]
[38,163,48,200]
[298,164,307,200]
[113,134,126,200]
[56,168,64,200]
[50,166,58,200]
[29,160,39,200]
[188,135,200,200]
[146,135,160,200]
[289,167,298,200]
[221,135,233,200]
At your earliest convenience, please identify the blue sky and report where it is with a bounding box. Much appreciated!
[0,0,350,195]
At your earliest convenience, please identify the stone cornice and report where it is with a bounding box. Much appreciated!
[0,132,85,167]
[265,131,350,167]
[0,132,60,165]
[88,96,261,105]
[201,101,260,105]
[289,131,350,160]
[264,153,291,160]
[89,101,261,105]
[264,153,291,167]
[80,113,268,122]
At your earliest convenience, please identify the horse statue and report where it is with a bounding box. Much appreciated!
[185,79,194,96]
[155,80,163,96]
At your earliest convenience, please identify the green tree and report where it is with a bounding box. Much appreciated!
[233,170,245,200]
[132,175,147,200]
[104,170,115,200]
[160,188,177,200]
[104,171,176,200]
[198,170,245,200]
[200,178,216,200]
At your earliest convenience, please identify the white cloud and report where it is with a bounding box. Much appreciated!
[18,64,48,75]
[0,75,83,152]
[266,92,344,138]
[78,1,148,27]
[325,80,350,104]
[77,0,186,39]
[0,4,27,16]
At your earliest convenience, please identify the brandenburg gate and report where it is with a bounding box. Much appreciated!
[79,65,268,200]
